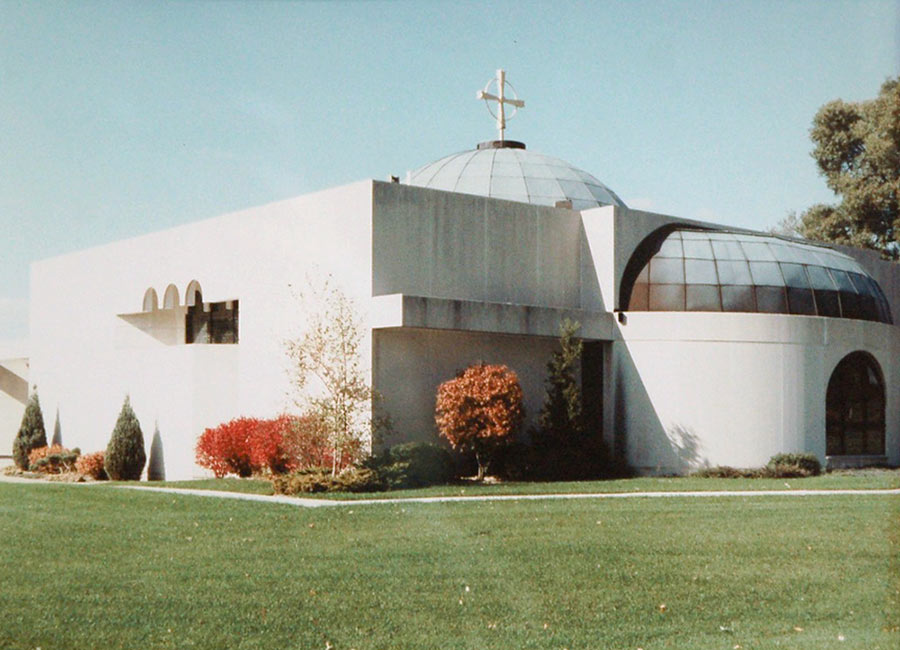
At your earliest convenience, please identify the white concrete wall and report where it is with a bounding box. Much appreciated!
[0,357,28,456]
[616,312,900,473]
[372,182,604,310]
[372,327,561,448]
[29,181,375,479]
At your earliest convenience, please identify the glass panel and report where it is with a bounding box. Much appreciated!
[636,264,649,283]
[839,292,861,319]
[520,163,555,178]
[489,175,528,196]
[830,269,857,293]
[806,266,836,290]
[684,259,718,284]
[656,237,684,258]
[716,260,753,285]
[681,230,712,240]
[749,261,784,286]
[629,283,649,310]
[848,272,871,295]
[813,290,841,317]
[770,243,805,263]
[865,428,885,455]
[557,179,595,200]
[780,263,810,288]
[491,162,523,177]
[721,285,756,311]
[649,257,685,283]
[787,288,816,315]
[649,284,685,311]
[711,239,745,260]
[682,238,714,259]
[858,295,879,321]
[756,286,788,313]
[843,428,865,454]
[524,177,563,198]
[739,241,776,261]
[686,285,721,311]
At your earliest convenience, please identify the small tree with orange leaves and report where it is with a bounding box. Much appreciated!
[435,363,524,481]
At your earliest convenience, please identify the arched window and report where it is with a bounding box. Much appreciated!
[185,280,203,307]
[142,288,158,312]
[163,284,180,309]
[826,352,885,456]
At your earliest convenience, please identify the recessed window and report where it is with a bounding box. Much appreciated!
[186,299,239,344]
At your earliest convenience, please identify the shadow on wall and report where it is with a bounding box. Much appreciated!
[666,424,706,472]
[147,425,165,481]
[614,342,710,474]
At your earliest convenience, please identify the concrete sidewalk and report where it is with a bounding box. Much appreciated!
[3,473,898,508]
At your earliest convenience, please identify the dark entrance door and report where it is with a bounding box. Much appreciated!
[826,351,885,456]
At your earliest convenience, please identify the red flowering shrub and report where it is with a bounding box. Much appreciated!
[435,363,524,480]
[75,451,108,480]
[27,444,80,474]
[196,418,258,478]
[196,414,360,478]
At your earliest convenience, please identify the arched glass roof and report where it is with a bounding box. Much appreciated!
[622,228,892,324]
[406,143,625,210]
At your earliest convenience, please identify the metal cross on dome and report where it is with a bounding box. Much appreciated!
[477,69,524,142]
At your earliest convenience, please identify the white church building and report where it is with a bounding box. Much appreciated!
[3,73,899,479]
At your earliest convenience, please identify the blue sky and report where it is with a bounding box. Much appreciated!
[1,0,897,342]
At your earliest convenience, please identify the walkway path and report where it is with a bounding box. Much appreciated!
[3,474,898,507]
[100,484,900,507]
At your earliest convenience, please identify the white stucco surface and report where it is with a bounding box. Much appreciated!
[617,312,900,473]
[16,176,900,480]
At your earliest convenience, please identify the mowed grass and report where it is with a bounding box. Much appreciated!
[1,483,898,649]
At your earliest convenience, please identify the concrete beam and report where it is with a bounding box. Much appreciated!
[371,294,616,340]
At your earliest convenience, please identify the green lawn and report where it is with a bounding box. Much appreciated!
[1,482,898,649]
[136,468,900,500]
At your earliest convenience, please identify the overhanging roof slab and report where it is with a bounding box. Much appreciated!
[371,294,615,340]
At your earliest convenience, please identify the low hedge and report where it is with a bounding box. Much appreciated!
[695,453,823,479]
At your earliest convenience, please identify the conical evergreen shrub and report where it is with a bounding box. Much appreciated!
[147,423,165,481]
[105,396,146,481]
[51,409,63,447]
[13,392,47,469]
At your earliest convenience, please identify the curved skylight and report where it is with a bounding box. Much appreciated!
[622,228,892,324]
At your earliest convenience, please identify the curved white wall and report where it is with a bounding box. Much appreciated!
[617,312,900,474]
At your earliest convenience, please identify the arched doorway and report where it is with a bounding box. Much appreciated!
[826,352,885,456]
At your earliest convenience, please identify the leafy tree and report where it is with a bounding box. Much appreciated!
[794,77,899,259]
[105,396,146,481]
[285,277,374,475]
[13,391,47,470]
[435,362,524,481]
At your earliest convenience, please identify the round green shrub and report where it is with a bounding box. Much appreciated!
[105,397,146,481]
[388,442,456,487]
[767,452,822,478]
[13,392,47,470]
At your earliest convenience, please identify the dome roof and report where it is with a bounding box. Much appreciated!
[406,141,625,210]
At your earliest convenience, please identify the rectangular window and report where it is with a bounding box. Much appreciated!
[186,300,239,344]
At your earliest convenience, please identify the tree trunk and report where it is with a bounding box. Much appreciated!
[475,450,487,482]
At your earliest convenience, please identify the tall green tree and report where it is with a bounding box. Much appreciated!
[795,77,899,259]
[536,319,583,445]
[13,391,47,470]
